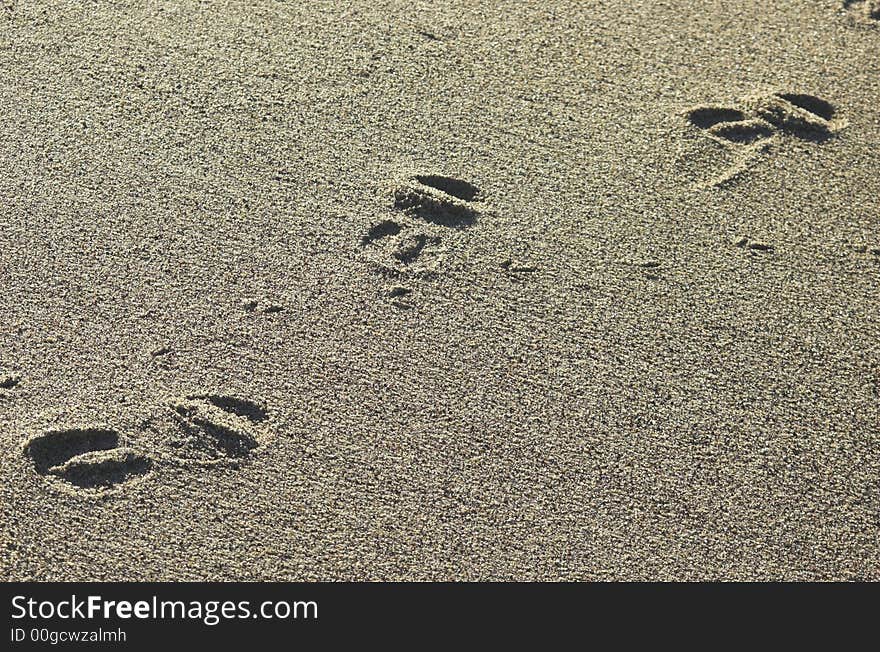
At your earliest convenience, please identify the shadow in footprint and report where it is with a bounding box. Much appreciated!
[24,428,151,490]
[844,0,880,21]
[413,175,480,202]
[145,394,270,466]
[777,93,836,121]
[54,450,152,489]
[393,233,440,265]
[0,375,19,390]
[172,404,259,458]
[361,219,403,246]
[710,119,775,144]
[188,394,269,423]
[393,175,481,228]
[756,93,838,143]
[686,107,746,129]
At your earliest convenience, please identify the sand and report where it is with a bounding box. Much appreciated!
[0,0,878,581]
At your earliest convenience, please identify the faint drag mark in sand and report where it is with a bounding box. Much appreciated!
[242,298,286,314]
[151,344,172,358]
[684,92,844,187]
[850,244,880,261]
[23,427,152,496]
[734,236,775,254]
[359,173,484,305]
[619,259,664,281]
[500,258,538,275]
[634,259,663,281]
[140,394,272,468]
[844,0,880,23]
[272,168,298,184]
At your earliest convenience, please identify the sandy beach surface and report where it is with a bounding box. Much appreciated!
[1,0,878,581]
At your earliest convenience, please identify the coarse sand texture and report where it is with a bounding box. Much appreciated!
[1,1,879,580]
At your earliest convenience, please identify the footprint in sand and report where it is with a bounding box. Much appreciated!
[361,219,403,247]
[360,217,442,276]
[684,91,842,186]
[140,394,271,468]
[393,175,481,228]
[844,0,880,23]
[23,427,152,494]
[1,372,21,394]
[22,393,272,494]
[381,284,415,309]
[359,174,483,304]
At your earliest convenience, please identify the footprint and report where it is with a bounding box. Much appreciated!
[382,285,414,309]
[393,174,481,228]
[685,91,841,186]
[0,372,20,392]
[392,232,441,265]
[686,106,747,130]
[141,394,270,467]
[359,220,445,278]
[844,0,880,22]
[750,93,837,142]
[361,219,403,246]
[359,173,482,298]
[707,118,775,145]
[23,428,152,493]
